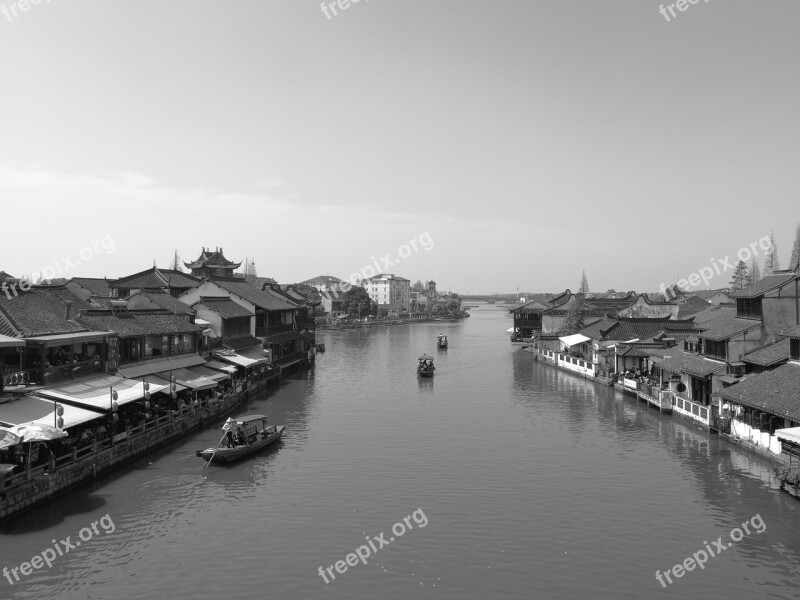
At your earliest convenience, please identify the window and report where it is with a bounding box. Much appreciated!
[703,339,726,360]
[737,298,762,320]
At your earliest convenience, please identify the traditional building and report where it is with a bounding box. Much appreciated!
[183,247,242,279]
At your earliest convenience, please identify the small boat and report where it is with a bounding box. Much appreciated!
[417,354,435,377]
[196,415,285,464]
[437,334,448,349]
[316,343,326,352]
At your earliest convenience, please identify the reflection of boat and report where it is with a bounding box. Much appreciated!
[437,334,448,349]
[417,354,435,377]
[315,343,326,352]
[196,415,285,464]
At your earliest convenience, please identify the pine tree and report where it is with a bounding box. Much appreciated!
[763,231,780,277]
[169,249,183,272]
[729,260,749,290]
[562,295,586,334]
[790,223,800,271]
[750,258,761,285]
[579,270,589,295]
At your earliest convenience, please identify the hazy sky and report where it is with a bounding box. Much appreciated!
[1,1,798,294]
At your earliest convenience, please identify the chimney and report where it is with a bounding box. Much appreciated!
[65,300,72,321]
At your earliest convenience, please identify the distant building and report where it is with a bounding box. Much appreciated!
[361,274,411,312]
[183,247,242,279]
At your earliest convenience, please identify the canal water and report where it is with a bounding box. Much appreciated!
[2,304,800,599]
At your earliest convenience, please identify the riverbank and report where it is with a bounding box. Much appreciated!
[0,367,283,522]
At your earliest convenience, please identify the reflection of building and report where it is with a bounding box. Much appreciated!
[361,274,410,312]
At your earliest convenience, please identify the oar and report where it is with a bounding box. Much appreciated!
[203,430,229,469]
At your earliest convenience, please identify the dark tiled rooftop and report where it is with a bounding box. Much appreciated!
[740,338,791,367]
[718,363,800,420]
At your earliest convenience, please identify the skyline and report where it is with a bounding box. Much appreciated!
[1,1,798,294]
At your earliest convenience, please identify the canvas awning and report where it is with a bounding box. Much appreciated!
[0,334,24,348]
[213,349,263,368]
[36,375,167,410]
[559,334,590,347]
[141,373,189,393]
[238,346,271,364]
[776,427,800,444]
[117,354,207,379]
[204,360,238,374]
[167,367,221,391]
[0,395,105,429]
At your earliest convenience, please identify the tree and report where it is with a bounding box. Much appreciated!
[412,280,425,293]
[562,295,586,335]
[579,270,589,295]
[445,298,460,313]
[243,257,258,285]
[169,250,183,272]
[750,258,761,285]
[763,231,780,277]
[790,223,800,271]
[341,286,372,318]
[729,260,749,290]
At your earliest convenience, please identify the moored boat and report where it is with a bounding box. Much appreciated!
[437,334,448,349]
[196,415,285,464]
[417,354,435,377]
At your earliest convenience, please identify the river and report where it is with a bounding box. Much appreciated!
[1,304,800,599]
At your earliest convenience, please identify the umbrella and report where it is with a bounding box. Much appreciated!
[0,428,22,450]
[7,423,67,442]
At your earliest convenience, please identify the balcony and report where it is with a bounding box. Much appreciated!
[255,323,295,337]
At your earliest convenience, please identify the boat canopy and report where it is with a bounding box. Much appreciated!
[418,354,434,361]
[229,414,268,425]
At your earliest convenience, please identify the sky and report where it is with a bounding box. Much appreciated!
[0,0,798,295]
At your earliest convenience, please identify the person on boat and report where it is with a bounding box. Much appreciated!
[225,430,235,448]
[236,427,247,446]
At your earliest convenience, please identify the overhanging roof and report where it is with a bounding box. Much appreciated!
[117,354,207,378]
[26,331,109,345]
[0,334,23,348]
[0,395,105,429]
[36,375,167,410]
[559,334,591,347]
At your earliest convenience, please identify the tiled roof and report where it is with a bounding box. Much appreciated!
[184,247,241,269]
[69,277,113,297]
[110,268,169,289]
[580,317,697,343]
[656,351,727,378]
[211,278,297,311]
[78,312,203,337]
[0,271,15,282]
[140,291,195,316]
[740,339,791,367]
[694,289,729,300]
[697,310,761,342]
[784,325,800,339]
[194,297,252,319]
[0,286,94,336]
[511,298,552,314]
[718,363,800,420]
[730,273,798,299]
[159,269,202,289]
[302,275,346,286]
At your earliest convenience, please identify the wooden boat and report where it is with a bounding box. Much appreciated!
[417,354,435,377]
[196,415,285,464]
[437,334,448,349]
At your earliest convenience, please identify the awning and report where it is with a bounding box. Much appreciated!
[204,360,238,374]
[776,427,800,444]
[36,375,167,410]
[238,346,271,364]
[117,354,207,379]
[213,350,259,368]
[719,375,740,385]
[26,332,109,345]
[0,395,105,429]
[0,334,24,348]
[559,334,590,347]
[166,367,221,391]
[142,373,189,393]
[186,365,229,382]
